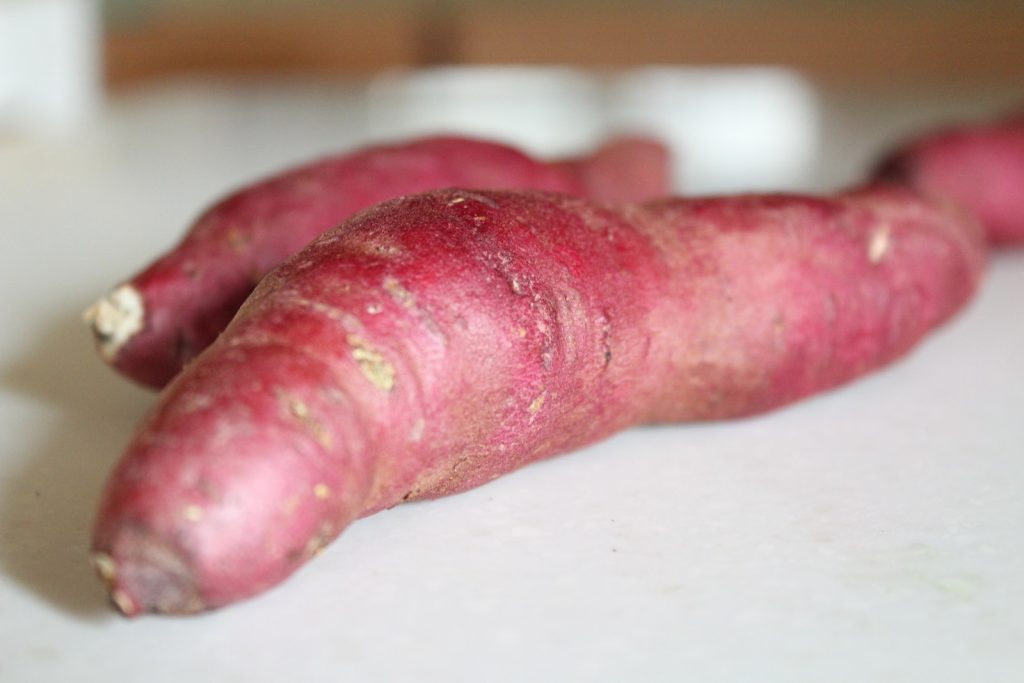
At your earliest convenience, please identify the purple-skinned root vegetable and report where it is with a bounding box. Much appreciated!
[91,185,985,616]
[83,135,671,390]
[873,111,1024,245]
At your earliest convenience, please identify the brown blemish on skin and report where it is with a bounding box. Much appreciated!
[305,520,336,557]
[347,335,396,391]
[226,226,247,252]
[772,314,786,350]
[598,312,612,368]
[529,393,546,415]
[196,476,222,503]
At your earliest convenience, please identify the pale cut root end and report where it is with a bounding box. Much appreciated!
[83,284,145,362]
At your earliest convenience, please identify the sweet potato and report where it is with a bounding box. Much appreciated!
[91,185,985,615]
[83,136,670,389]
[874,113,1024,245]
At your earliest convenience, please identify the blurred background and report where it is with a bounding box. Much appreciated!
[1,6,1023,679]
[2,0,1023,193]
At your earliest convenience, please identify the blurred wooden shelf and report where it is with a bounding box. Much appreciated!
[105,6,1024,87]
[104,11,421,86]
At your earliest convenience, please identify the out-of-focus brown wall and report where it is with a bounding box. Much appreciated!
[103,0,1024,87]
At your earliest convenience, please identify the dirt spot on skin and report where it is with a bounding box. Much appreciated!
[529,392,546,415]
[305,521,335,557]
[598,311,613,368]
[383,277,416,308]
[226,226,248,252]
[278,391,335,448]
[346,335,396,391]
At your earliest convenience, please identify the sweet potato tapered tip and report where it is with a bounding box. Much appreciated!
[90,538,203,617]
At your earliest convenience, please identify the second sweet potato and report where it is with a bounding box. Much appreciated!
[85,136,670,389]
[874,112,1024,245]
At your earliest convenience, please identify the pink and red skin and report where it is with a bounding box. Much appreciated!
[105,136,670,389]
[874,114,1024,245]
[92,185,985,615]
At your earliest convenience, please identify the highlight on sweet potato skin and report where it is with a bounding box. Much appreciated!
[91,186,985,616]
[84,136,671,390]
[873,112,1024,246]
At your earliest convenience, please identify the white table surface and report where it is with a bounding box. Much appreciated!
[1,76,1022,682]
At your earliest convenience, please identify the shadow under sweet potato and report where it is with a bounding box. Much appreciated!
[0,309,154,621]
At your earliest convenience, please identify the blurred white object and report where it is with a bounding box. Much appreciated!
[366,67,605,157]
[0,0,101,135]
[608,67,820,194]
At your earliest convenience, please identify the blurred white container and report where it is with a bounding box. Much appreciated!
[608,67,819,194]
[0,0,101,135]
[366,67,605,157]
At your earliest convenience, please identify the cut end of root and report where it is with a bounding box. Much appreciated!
[83,284,145,362]
[91,532,206,617]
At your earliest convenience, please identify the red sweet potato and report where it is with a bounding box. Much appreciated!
[874,112,1024,245]
[91,185,985,616]
[83,136,671,389]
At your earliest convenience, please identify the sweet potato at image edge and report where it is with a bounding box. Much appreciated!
[90,186,985,616]
[874,112,1024,245]
[83,135,670,389]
